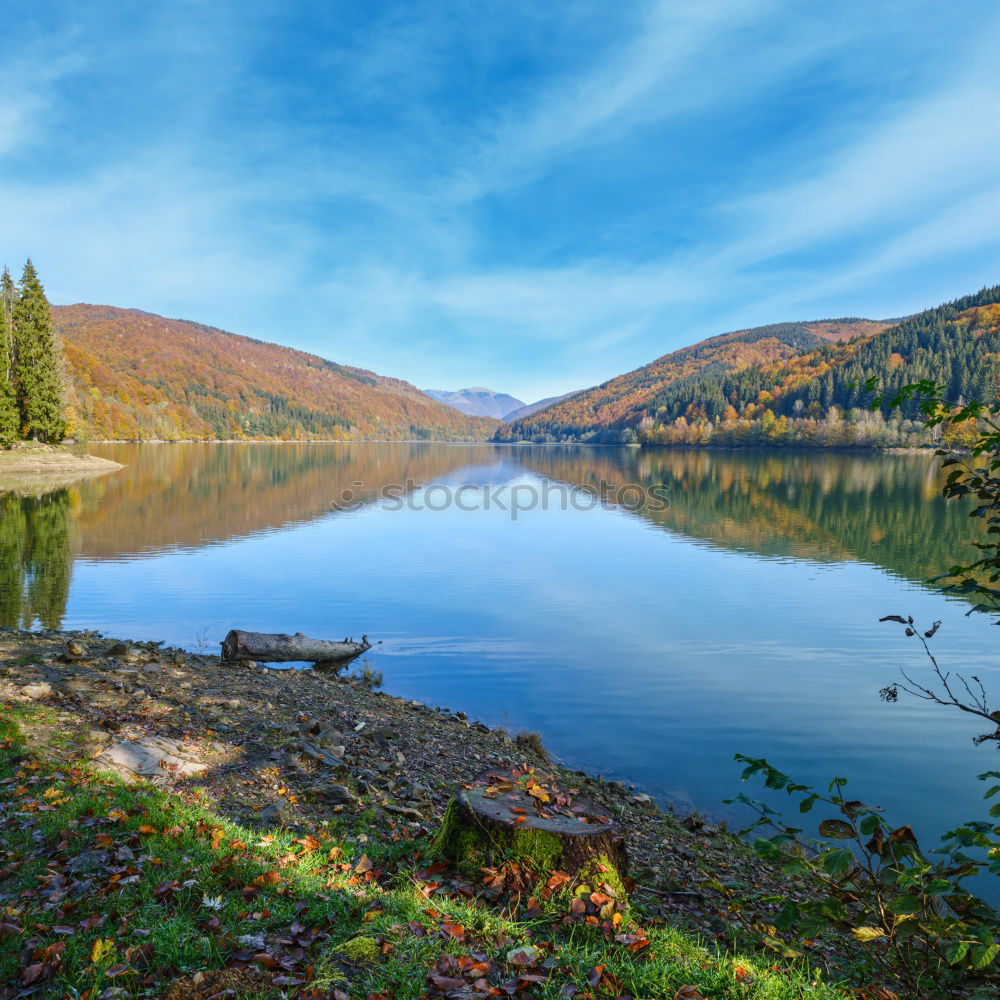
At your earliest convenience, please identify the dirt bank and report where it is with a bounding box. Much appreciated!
[0,442,123,492]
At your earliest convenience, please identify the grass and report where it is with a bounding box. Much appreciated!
[0,705,849,999]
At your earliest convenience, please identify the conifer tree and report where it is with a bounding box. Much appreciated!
[0,266,19,446]
[13,260,67,443]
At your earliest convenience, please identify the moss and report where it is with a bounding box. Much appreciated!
[339,935,380,964]
[432,796,569,879]
[510,826,563,870]
[575,855,630,908]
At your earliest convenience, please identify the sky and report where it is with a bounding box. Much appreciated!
[2,1,999,402]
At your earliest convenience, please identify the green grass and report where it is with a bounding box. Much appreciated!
[0,706,848,999]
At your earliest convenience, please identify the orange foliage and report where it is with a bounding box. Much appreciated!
[55,306,496,442]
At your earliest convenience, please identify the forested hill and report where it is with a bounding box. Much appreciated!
[54,305,497,441]
[493,318,887,443]
[496,286,1000,448]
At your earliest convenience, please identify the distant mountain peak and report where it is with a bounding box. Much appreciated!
[422,387,526,419]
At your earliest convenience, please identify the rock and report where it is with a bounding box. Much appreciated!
[96,736,209,782]
[69,849,109,874]
[256,801,285,826]
[681,814,704,832]
[20,682,54,701]
[631,793,653,807]
[298,742,348,776]
[324,785,358,806]
[314,727,343,747]
[363,726,396,746]
[383,802,423,822]
[106,642,131,657]
[67,641,87,658]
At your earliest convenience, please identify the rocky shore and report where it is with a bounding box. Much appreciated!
[0,626,781,943]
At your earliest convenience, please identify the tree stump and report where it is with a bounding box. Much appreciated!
[433,767,628,882]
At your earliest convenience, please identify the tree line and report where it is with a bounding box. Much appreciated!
[500,287,999,447]
[0,260,68,447]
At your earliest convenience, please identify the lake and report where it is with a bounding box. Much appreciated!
[2,442,997,852]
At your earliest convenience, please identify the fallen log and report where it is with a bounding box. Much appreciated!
[220,630,371,668]
[433,767,628,885]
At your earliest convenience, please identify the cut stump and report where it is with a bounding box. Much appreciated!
[434,767,627,881]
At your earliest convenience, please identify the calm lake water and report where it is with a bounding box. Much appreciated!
[3,442,997,852]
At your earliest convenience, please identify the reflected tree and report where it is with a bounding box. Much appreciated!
[0,489,72,629]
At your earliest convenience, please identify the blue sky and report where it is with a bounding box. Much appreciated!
[2,1,999,402]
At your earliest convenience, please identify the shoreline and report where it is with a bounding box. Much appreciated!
[0,624,929,995]
[82,436,937,455]
[0,624,774,921]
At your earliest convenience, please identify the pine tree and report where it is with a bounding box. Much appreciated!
[0,266,19,446]
[13,260,67,443]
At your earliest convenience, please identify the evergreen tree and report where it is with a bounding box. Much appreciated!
[13,260,67,443]
[0,266,19,446]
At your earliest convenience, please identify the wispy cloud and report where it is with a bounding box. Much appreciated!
[1,0,998,400]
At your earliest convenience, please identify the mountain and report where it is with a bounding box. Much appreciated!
[54,305,498,442]
[503,391,581,422]
[496,288,1000,448]
[422,387,526,419]
[494,319,887,443]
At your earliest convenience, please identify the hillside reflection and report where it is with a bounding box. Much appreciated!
[0,443,971,630]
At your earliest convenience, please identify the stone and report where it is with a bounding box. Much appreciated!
[383,802,423,822]
[256,802,284,826]
[21,682,54,700]
[69,849,109,874]
[67,641,87,658]
[631,793,653,807]
[96,736,209,782]
[364,726,396,746]
[106,642,131,657]
[324,785,358,806]
[298,741,348,776]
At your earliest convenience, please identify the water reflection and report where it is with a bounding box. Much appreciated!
[0,445,974,632]
[64,443,969,592]
[0,490,72,629]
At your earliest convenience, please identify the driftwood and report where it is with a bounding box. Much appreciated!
[434,768,628,882]
[220,630,371,669]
